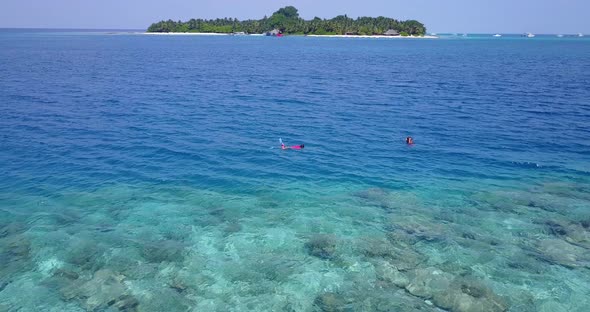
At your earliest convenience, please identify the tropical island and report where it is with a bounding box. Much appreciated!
[147,6,427,37]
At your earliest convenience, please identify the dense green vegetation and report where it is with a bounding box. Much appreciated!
[147,6,426,36]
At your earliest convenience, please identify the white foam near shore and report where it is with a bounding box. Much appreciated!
[141,32,437,39]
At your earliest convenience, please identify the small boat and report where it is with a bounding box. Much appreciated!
[524,33,535,38]
[557,34,564,38]
[493,34,502,37]
[579,33,584,37]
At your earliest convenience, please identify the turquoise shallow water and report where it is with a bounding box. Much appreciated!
[1,30,590,311]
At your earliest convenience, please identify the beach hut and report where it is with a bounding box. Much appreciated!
[266,29,281,36]
[383,29,400,36]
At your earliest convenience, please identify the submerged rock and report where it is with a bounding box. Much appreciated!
[527,238,590,269]
[470,191,520,213]
[540,182,590,201]
[355,187,389,200]
[542,219,590,249]
[208,206,226,219]
[53,267,80,280]
[404,267,509,312]
[1,234,31,262]
[0,234,33,280]
[505,254,545,275]
[374,260,410,288]
[537,301,568,312]
[111,294,140,311]
[461,232,477,240]
[0,279,9,292]
[59,269,139,311]
[257,256,300,282]
[354,187,395,210]
[169,280,188,293]
[224,221,242,235]
[305,234,338,260]
[386,216,447,246]
[360,238,398,258]
[140,239,186,263]
[257,195,280,209]
[470,190,567,214]
[65,239,106,269]
[360,237,425,271]
[370,288,441,312]
[339,283,440,312]
[313,292,348,312]
[438,262,476,278]
[543,220,568,236]
[433,277,508,312]
[130,286,192,312]
[405,267,454,298]
[0,222,27,238]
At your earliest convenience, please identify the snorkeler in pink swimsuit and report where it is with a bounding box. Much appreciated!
[280,138,304,150]
[281,143,304,150]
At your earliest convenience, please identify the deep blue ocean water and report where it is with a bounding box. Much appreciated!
[1,30,589,311]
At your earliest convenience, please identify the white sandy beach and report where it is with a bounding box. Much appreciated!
[142,32,232,36]
[306,34,438,39]
[141,32,438,39]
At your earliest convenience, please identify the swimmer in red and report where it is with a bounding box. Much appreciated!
[406,137,414,145]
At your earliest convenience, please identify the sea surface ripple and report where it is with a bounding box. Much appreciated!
[1,30,589,311]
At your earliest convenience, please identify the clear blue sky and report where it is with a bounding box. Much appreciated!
[1,0,589,34]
